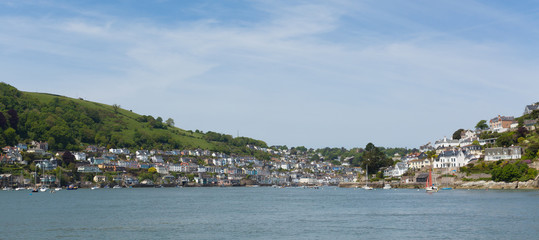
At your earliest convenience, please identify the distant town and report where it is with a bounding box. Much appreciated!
[1,102,538,190]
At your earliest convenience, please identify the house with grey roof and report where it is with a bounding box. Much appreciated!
[489,115,515,133]
[434,149,477,169]
[523,103,539,115]
[484,146,522,161]
[434,136,459,149]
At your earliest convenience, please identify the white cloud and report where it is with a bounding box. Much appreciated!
[1,0,539,148]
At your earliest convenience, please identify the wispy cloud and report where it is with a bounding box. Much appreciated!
[1,0,539,147]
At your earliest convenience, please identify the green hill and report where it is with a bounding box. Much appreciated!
[0,82,268,155]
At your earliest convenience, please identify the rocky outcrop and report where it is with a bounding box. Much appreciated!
[456,180,538,189]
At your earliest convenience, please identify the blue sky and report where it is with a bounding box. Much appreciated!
[2,0,539,149]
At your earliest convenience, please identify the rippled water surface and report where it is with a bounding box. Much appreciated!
[1,187,538,239]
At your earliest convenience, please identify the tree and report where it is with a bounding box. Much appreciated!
[361,142,393,174]
[62,151,75,167]
[7,109,18,129]
[452,129,465,140]
[496,132,515,147]
[4,128,17,146]
[165,118,175,127]
[516,127,529,139]
[475,120,489,131]
[0,112,7,130]
[112,104,120,114]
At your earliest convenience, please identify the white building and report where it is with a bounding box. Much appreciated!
[155,165,168,174]
[151,155,164,163]
[434,149,477,169]
[73,152,86,161]
[434,136,460,149]
[484,146,522,161]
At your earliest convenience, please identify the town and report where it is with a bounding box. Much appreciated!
[1,103,538,190]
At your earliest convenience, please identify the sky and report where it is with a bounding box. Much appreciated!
[1,0,539,149]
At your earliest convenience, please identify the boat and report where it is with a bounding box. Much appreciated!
[66,184,78,190]
[91,186,100,190]
[440,168,453,190]
[39,165,49,192]
[425,168,438,193]
[112,185,122,189]
[383,184,392,190]
[54,187,62,191]
[31,170,38,192]
[362,165,373,190]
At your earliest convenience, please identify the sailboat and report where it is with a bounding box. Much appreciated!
[362,165,373,190]
[32,171,38,192]
[15,170,25,191]
[54,168,62,191]
[425,168,438,193]
[39,166,49,192]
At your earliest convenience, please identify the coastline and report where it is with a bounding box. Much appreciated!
[338,179,539,190]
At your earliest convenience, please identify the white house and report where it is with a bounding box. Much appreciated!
[434,136,460,149]
[434,149,476,169]
[73,152,86,161]
[168,164,182,172]
[77,165,101,173]
[155,165,168,174]
[524,103,539,115]
[484,146,522,161]
[151,155,164,163]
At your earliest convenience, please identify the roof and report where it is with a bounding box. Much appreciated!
[439,150,458,157]
[490,115,515,123]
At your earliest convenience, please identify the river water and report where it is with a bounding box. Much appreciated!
[1,187,538,239]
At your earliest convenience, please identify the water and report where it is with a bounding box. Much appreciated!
[1,187,538,240]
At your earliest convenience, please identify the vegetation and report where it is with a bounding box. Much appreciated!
[0,82,267,154]
[461,160,538,182]
[491,161,537,182]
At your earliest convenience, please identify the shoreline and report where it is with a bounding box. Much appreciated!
[338,179,539,190]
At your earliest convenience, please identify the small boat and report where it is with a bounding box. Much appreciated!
[425,168,438,193]
[383,184,392,190]
[363,165,373,190]
[32,188,38,192]
[39,186,49,192]
[66,185,78,190]
[54,187,62,191]
[112,185,122,189]
[15,187,25,191]
[441,187,453,190]
[2,187,10,191]
[91,186,100,190]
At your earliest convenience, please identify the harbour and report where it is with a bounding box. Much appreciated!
[1,187,538,239]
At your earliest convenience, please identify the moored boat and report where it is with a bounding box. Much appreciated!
[425,168,438,193]
[363,165,373,190]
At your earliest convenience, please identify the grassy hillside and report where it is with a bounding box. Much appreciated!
[0,82,268,155]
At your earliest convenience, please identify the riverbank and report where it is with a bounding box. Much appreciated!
[338,179,539,189]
